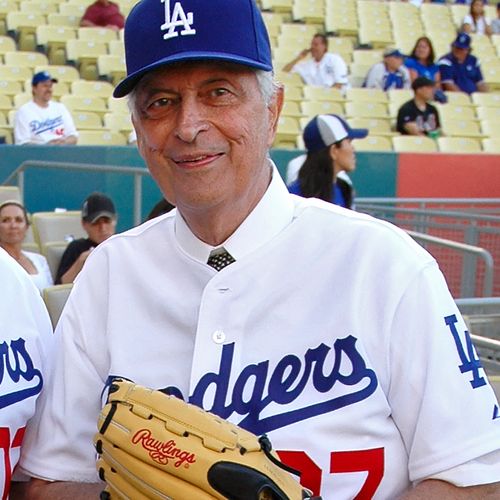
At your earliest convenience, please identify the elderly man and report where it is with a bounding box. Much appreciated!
[282,33,348,90]
[439,32,488,94]
[364,47,411,90]
[19,0,500,498]
[14,71,78,145]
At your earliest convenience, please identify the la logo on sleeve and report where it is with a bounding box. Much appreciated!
[161,0,196,40]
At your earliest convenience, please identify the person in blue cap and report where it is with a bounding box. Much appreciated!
[18,0,500,498]
[288,114,368,209]
[363,47,411,90]
[438,32,488,94]
[13,71,78,145]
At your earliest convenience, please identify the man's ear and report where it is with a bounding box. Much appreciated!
[266,84,284,148]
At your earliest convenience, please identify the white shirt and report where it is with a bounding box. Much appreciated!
[364,62,411,90]
[23,251,54,292]
[292,53,348,88]
[0,248,54,497]
[462,14,491,35]
[14,100,78,145]
[18,167,500,497]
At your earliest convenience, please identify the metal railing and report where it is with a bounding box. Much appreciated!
[2,160,151,226]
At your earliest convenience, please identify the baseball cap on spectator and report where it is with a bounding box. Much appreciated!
[412,76,435,91]
[114,0,272,97]
[452,33,471,49]
[303,115,368,153]
[32,71,58,86]
[383,47,404,58]
[82,193,116,223]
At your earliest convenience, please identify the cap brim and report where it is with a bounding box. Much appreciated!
[349,128,369,140]
[85,211,116,223]
[113,52,273,98]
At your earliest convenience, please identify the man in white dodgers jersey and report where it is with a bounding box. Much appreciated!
[19,0,500,498]
[0,248,54,498]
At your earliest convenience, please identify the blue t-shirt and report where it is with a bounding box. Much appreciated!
[288,180,347,208]
[404,57,440,81]
[438,52,483,94]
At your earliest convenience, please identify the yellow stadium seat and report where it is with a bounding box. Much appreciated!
[0,65,32,83]
[58,2,86,16]
[300,100,344,119]
[77,27,118,43]
[345,101,388,119]
[103,112,133,134]
[73,111,103,130]
[436,104,477,121]
[65,39,108,81]
[108,39,125,58]
[480,120,500,137]
[282,100,303,118]
[474,106,500,121]
[292,0,324,24]
[483,66,500,91]
[60,95,108,117]
[327,36,354,57]
[97,54,126,85]
[6,12,46,51]
[348,117,394,136]
[302,85,344,102]
[358,25,393,48]
[22,78,68,98]
[274,71,304,87]
[108,96,129,114]
[34,64,80,83]
[352,49,383,66]
[0,93,11,113]
[0,80,23,98]
[283,85,303,102]
[443,91,472,106]
[7,108,15,126]
[482,138,500,153]
[0,185,21,204]
[324,11,358,36]
[348,62,371,87]
[36,25,77,65]
[47,13,80,27]
[260,0,293,13]
[4,50,48,70]
[353,135,392,152]
[20,1,58,15]
[31,211,84,248]
[0,127,12,143]
[274,116,300,149]
[387,89,413,108]
[440,118,483,138]
[0,34,16,58]
[345,87,388,103]
[77,130,127,146]
[42,283,73,328]
[450,4,468,27]
[71,80,114,99]
[437,137,481,153]
[13,92,31,108]
[392,135,438,153]
[471,93,500,107]
[0,0,18,36]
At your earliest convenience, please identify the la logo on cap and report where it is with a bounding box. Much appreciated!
[161,0,196,40]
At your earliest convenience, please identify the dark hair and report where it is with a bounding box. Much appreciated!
[470,0,485,22]
[146,198,175,221]
[410,36,435,66]
[0,200,29,225]
[298,146,335,202]
[313,33,328,50]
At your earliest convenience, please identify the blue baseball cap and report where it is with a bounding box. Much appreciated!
[114,0,273,98]
[453,32,471,49]
[303,115,368,153]
[32,71,58,86]
[383,47,405,58]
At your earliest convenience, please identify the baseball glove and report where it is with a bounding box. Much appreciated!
[95,380,320,500]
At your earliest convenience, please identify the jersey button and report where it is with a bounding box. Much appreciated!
[212,330,226,344]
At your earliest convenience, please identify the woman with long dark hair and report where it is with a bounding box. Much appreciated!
[288,114,368,209]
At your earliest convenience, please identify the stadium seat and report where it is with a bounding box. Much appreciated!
[73,111,103,130]
[352,49,383,66]
[71,80,114,99]
[274,115,301,149]
[46,13,80,27]
[77,27,118,43]
[31,211,85,249]
[282,100,303,118]
[0,80,23,99]
[77,130,127,145]
[443,92,472,106]
[0,65,33,83]
[108,39,125,58]
[483,66,500,91]
[103,112,133,135]
[20,1,58,15]
[345,101,389,120]
[65,39,108,81]
[450,4,468,28]
[292,0,324,24]
[36,25,77,65]
[482,138,500,153]
[387,89,413,109]
[0,34,16,58]
[60,95,108,117]
[41,240,69,281]
[0,185,21,204]
[260,0,293,13]
[4,50,48,70]
[348,117,394,136]
[436,104,477,122]
[392,135,438,153]
[325,11,358,36]
[97,54,126,85]
[440,118,483,138]
[300,100,344,118]
[480,119,500,137]
[0,126,12,143]
[6,12,46,51]
[58,2,86,16]
[358,25,393,48]
[302,85,344,102]
[0,93,11,113]
[282,85,303,102]
[13,92,31,108]
[274,71,303,88]
[42,283,73,328]
[34,64,80,83]
[353,135,392,152]
[437,137,481,153]
[108,96,129,114]
[0,0,18,36]
[345,88,388,103]
[348,62,371,87]
[471,93,500,107]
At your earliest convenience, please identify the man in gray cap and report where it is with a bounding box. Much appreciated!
[19,0,500,498]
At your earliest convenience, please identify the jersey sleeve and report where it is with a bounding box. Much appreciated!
[438,57,454,84]
[387,262,500,484]
[18,247,110,482]
[13,107,33,145]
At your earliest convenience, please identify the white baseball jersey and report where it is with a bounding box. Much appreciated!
[18,170,500,497]
[292,53,348,88]
[14,100,78,145]
[0,248,54,497]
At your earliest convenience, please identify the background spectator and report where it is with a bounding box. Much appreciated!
[462,0,493,35]
[405,37,440,83]
[492,2,500,33]
[397,77,441,137]
[55,192,116,284]
[80,0,125,31]
[0,200,53,291]
[288,114,368,209]
[146,199,175,221]
[282,34,349,90]
[364,47,411,90]
[14,72,78,145]
[438,32,488,93]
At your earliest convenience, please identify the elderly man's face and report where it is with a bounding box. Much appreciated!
[131,62,282,219]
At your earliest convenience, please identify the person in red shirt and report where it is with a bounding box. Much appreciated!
[80,0,125,31]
